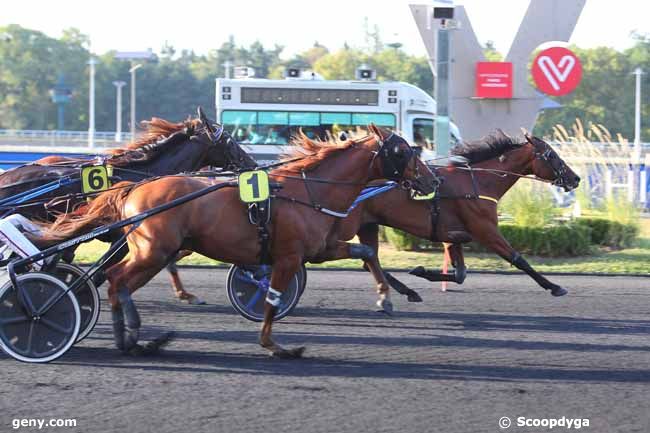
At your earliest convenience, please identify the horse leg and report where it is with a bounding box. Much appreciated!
[106,250,175,356]
[410,243,467,284]
[357,223,422,303]
[259,254,305,358]
[316,240,396,314]
[92,242,128,287]
[167,252,205,305]
[473,228,567,296]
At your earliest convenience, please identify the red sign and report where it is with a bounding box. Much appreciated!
[531,46,582,96]
[475,62,513,98]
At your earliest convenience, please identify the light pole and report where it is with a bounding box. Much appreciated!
[222,60,233,79]
[433,7,455,157]
[129,63,142,140]
[88,58,98,148]
[112,80,127,141]
[633,67,644,162]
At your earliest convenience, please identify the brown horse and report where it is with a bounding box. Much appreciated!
[41,126,438,357]
[336,130,580,310]
[0,112,257,304]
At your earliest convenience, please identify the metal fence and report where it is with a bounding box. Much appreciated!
[0,129,132,147]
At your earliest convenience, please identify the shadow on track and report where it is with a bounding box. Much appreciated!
[53,346,650,384]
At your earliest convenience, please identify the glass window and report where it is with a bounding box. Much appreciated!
[257,112,290,144]
[258,111,289,125]
[222,110,258,144]
[413,118,434,149]
[351,113,395,127]
[221,110,397,145]
[321,113,351,125]
[289,112,320,126]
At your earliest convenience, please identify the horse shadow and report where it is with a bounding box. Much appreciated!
[56,344,650,385]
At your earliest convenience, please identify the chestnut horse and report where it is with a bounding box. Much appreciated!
[337,130,580,310]
[41,126,438,357]
[0,112,257,303]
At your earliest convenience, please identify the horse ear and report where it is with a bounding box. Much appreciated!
[520,128,534,144]
[367,123,385,139]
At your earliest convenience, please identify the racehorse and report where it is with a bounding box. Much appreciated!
[0,110,257,303]
[40,125,439,357]
[337,130,580,310]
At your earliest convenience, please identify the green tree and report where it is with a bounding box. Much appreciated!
[483,40,504,61]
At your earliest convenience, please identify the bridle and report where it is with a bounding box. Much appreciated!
[531,139,569,189]
[370,132,432,191]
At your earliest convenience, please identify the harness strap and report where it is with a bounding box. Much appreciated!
[478,195,499,204]
[273,182,398,219]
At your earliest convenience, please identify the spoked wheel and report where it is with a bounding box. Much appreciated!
[52,263,100,343]
[226,264,306,322]
[0,272,80,363]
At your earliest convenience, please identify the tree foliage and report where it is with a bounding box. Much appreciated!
[1,23,649,142]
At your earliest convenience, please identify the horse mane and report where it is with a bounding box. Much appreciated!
[450,129,525,164]
[105,117,201,166]
[273,131,370,173]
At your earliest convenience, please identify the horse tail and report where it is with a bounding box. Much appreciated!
[38,181,135,242]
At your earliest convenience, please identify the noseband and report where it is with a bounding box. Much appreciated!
[533,142,568,188]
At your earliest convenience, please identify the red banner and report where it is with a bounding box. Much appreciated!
[475,62,513,99]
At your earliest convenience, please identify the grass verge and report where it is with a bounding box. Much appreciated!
[74,239,650,275]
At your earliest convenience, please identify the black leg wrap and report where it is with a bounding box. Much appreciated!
[111,305,125,351]
[454,267,467,284]
[349,243,375,260]
[384,272,422,302]
[92,270,107,288]
[511,252,567,296]
[409,266,457,282]
[166,261,178,274]
[117,287,141,351]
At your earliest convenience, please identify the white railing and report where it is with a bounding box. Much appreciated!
[0,129,132,146]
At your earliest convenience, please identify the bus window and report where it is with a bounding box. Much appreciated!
[320,113,352,140]
[413,118,434,149]
[351,113,395,128]
[258,111,290,145]
[222,110,257,144]
[289,112,321,140]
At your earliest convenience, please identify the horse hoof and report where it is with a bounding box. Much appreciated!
[126,332,175,356]
[406,290,423,303]
[551,287,568,297]
[272,346,306,359]
[409,266,425,278]
[376,299,394,315]
[186,296,206,305]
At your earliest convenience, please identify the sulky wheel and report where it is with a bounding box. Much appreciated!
[0,272,80,363]
[52,263,100,343]
[297,265,307,298]
[226,264,304,322]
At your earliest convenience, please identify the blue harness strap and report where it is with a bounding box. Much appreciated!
[0,177,79,207]
[347,181,398,213]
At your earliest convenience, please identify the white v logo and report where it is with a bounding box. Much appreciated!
[537,55,576,91]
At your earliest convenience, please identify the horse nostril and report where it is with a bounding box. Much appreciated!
[574,176,581,184]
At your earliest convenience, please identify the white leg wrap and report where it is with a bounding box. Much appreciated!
[0,217,43,268]
[265,287,282,307]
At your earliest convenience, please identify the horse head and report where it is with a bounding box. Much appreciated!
[367,124,439,195]
[524,133,580,192]
[196,107,257,171]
